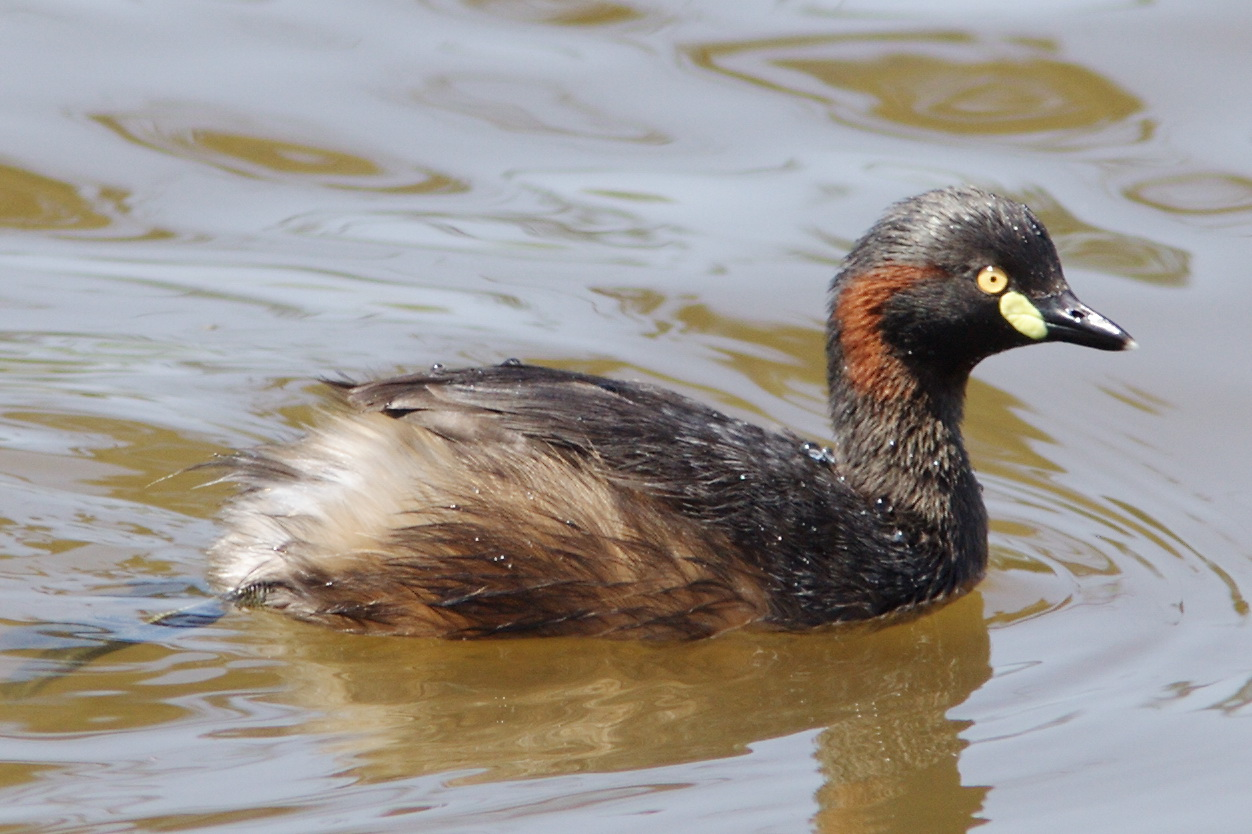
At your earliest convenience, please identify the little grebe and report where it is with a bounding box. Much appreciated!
[209,187,1135,639]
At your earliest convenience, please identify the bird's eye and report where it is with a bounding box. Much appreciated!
[976,265,1009,295]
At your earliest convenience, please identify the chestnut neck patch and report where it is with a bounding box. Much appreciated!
[834,264,939,400]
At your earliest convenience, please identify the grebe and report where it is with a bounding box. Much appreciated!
[208,187,1134,639]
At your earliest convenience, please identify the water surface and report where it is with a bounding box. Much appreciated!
[1,2,1250,832]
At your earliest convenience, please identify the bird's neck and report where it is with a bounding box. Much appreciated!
[824,288,989,597]
[828,367,975,516]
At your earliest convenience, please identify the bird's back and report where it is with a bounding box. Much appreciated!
[209,364,846,638]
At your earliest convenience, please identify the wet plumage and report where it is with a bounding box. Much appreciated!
[208,187,1135,639]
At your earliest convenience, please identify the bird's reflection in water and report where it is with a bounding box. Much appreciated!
[250,591,991,829]
[2,589,987,830]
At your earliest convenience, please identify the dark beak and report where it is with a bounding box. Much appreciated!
[1037,290,1136,351]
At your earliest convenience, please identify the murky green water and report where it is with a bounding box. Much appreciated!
[1,1,1249,832]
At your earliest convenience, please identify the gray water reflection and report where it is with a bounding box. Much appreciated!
[411,75,669,144]
[1127,171,1252,217]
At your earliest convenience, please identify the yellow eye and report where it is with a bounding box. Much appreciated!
[976,265,1009,295]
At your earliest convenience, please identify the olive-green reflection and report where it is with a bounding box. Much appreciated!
[967,381,1248,618]
[0,165,114,230]
[4,411,231,519]
[0,761,58,794]
[1126,172,1252,215]
[968,380,1125,590]
[781,53,1139,135]
[463,0,644,26]
[1,626,280,735]
[588,285,831,413]
[671,301,826,398]
[587,288,827,420]
[123,807,296,833]
[195,132,381,177]
[248,593,989,830]
[689,33,1145,146]
[93,114,467,194]
[1014,188,1189,286]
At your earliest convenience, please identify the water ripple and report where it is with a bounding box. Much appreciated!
[688,31,1150,151]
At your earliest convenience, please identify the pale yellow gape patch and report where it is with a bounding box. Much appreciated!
[999,291,1047,340]
[975,265,1048,341]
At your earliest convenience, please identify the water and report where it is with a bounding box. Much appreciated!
[1,1,1250,831]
